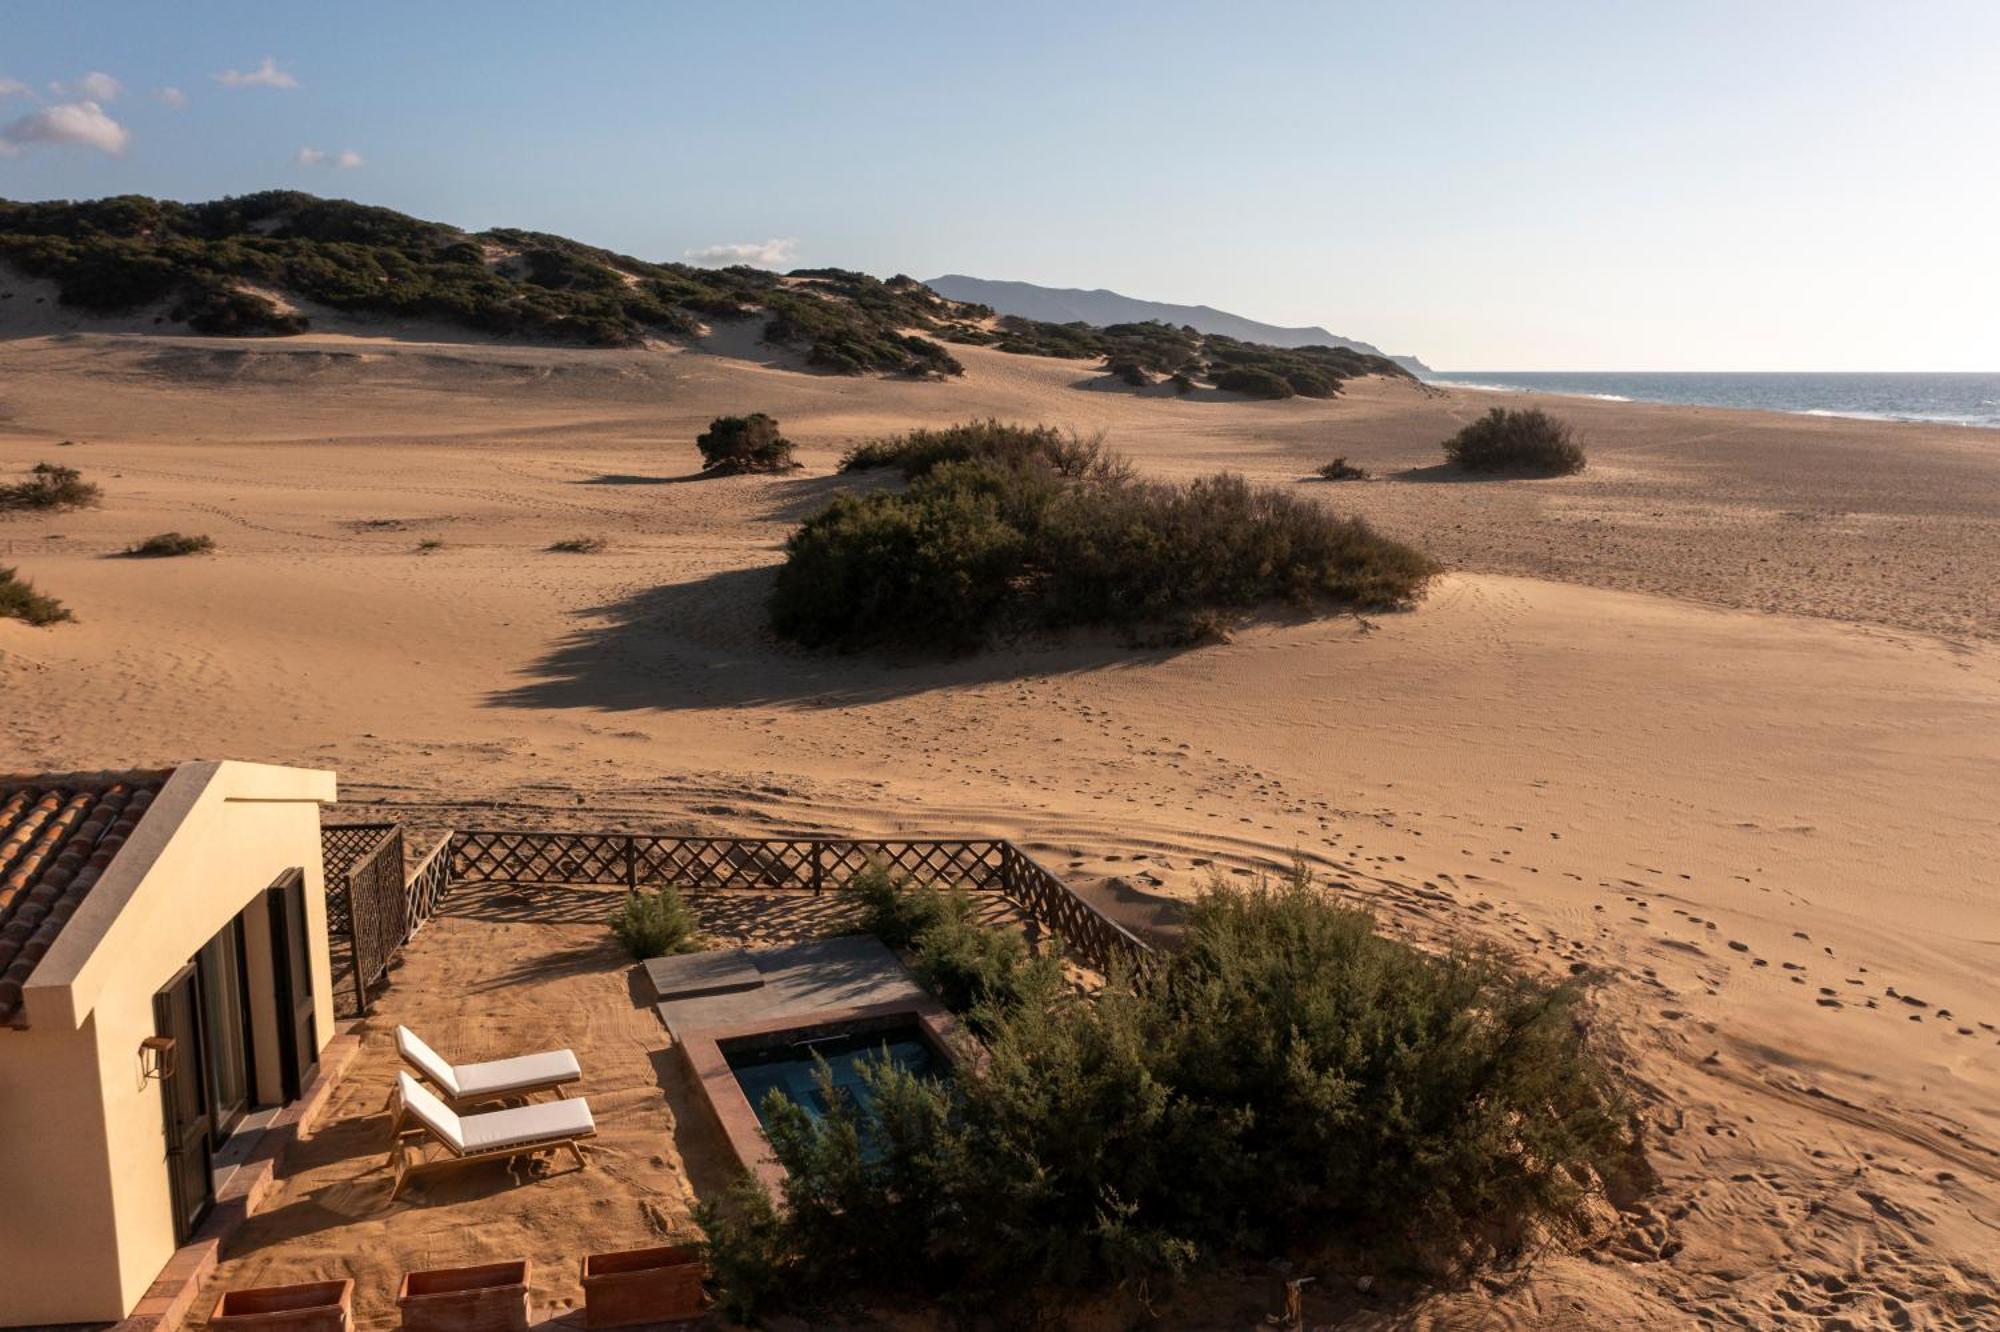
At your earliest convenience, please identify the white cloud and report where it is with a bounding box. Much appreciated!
[155,86,187,109]
[296,146,365,169]
[684,238,799,269]
[214,57,297,89]
[0,77,31,99]
[72,71,123,102]
[0,100,130,156]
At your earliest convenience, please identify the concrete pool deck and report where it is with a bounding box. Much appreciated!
[646,935,931,1041]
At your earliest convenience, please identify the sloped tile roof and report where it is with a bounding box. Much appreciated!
[0,769,173,1026]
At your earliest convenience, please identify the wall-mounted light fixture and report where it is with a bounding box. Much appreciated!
[139,1035,176,1082]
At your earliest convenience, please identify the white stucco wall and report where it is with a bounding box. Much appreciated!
[0,761,336,1325]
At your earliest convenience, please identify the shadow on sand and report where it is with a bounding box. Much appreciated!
[487,564,1202,714]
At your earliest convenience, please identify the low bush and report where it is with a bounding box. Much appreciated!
[843,865,1061,1024]
[547,535,607,553]
[0,462,101,512]
[125,532,214,557]
[776,427,1438,653]
[609,885,701,960]
[1441,407,1586,475]
[840,419,1125,482]
[1317,456,1369,481]
[695,413,798,473]
[1211,365,1295,399]
[0,566,73,625]
[702,869,1640,1321]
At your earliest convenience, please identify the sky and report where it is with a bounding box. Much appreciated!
[2,1,1996,370]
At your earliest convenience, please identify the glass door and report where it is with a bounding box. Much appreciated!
[195,917,253,1144]
[153,963,214,1244]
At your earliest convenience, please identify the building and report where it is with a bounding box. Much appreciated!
[0,761,338,1326]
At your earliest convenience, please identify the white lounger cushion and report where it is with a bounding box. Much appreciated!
[454,1049,583,1098]
[397,1025,581,1099]
[397,1072,594,1154]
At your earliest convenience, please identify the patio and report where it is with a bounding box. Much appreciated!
[185,878,861,1329]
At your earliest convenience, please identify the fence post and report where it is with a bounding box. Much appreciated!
[624,836,638,891]
[811,841,825,897]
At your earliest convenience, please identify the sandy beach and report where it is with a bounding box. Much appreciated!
[4,326,1997,1328]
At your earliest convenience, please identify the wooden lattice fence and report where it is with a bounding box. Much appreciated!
[449,829,1147,975]
[320,822,1150,999]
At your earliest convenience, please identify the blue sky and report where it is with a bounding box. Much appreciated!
[2,1,1996,369]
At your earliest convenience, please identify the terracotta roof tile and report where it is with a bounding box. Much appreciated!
[0,768,173,1026]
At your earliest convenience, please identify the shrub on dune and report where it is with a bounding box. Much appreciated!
[1441,407,1586,475]
[695,413,800,474]
[700,867,1641,1322]
[0,566,73,625]
[124,532,215,557]
[0,462,101,512]
[775,423,1437,652]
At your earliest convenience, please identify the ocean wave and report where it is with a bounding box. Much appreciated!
[1429,379,1630,402]
[1793,408,2000,428]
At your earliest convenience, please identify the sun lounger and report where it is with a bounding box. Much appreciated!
[395,1024,581,1111]
[386,1071,595,1200]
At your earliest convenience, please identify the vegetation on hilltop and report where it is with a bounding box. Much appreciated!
[700,866,1641,1322]
[974,315,1410,397]
[0,194,1410,396]
[0,193,963,373]
[1442,407,1587,475]
[774,422,1437,652]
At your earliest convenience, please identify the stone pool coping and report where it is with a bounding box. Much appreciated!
[676,997,963,1197]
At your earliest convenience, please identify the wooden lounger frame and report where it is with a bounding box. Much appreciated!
[385,1080,595,1201]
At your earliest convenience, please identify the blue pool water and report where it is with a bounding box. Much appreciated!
[727,1025,943,1131]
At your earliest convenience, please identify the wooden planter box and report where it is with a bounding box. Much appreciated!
[579,1245,705,1327]
[396,1260,531,1332]
[210,1280,353,1332]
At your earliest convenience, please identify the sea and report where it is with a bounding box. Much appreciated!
[1422,371,2000,430]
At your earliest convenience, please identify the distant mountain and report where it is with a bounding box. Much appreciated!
[927,274,1432,375]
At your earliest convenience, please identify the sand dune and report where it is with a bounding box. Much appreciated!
[3,329,1997,1328]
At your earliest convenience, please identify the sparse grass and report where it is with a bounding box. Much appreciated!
[1316,456,1369,481]
[609,885,702,960]
[1442,407,1586,475]
[702,867,1641,1322]
[547,535,607,554]
[0,566,73,625]
[776,425,1437,653]
[696,413,799,473]
[415,538,444,553]
[0,462,101,513]
[123,531,214,558]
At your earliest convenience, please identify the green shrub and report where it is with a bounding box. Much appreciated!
[1317,456,1368,481]
[695,413,798,473]
[1211,366,1295,399]
[608,885,701,960]
[0,462,101,512]
[1441,407,1586,475]
[547,535,607,553]
[701,869,1639,1319]
[776,430,1437,653]
[839,419,1124,482]
[0,566,73,625]
[125,532,215,557]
